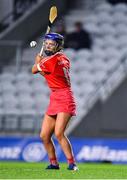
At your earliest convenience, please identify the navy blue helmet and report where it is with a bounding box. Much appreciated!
[44,32,64,51]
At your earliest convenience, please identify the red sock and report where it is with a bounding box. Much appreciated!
[50,158,58,165]
[67,157,75,164]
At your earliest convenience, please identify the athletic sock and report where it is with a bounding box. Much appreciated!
[50,158,59,166]
[67,156,75,165]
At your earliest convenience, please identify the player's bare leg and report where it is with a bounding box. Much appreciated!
[55,112,78,170]
[40,114,59,168]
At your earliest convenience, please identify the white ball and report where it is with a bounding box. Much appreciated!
[73,166,79,171]
[30,41,37,47]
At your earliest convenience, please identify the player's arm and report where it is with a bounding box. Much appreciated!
[35,54,42,64]
[32,64,45,76]
[32,54,45,75]
[32,64,38,74]
[32,54,57,74]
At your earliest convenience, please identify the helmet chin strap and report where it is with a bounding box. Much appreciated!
[44,50,55,56]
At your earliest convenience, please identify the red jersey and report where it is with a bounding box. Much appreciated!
[37,52,71,89]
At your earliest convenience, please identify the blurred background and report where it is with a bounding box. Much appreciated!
[0,0,127,163]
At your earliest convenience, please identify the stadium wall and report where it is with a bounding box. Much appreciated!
[70,77,127,138]
[1,136,127,164]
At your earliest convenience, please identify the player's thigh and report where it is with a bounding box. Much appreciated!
[40,114,56,138]
[55,112,71,136]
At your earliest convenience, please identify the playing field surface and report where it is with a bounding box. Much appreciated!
[0,162,127,179]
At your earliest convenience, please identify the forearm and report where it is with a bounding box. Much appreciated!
[32,63,45,76]
[32,64,38,74]
[32,54,45,75]
[32,54,43,74]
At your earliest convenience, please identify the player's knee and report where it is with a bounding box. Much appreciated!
[40,132,51,144]
[40,132,48,142]
[55,131,63,141]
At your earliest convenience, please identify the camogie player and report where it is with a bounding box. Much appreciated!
[32,33,78,170]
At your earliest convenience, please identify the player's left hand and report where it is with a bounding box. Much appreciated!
[35,54,43,64]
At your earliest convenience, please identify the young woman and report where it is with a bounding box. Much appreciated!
[32,33,78,170]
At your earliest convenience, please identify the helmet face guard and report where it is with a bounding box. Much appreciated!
[43,33,64,56]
